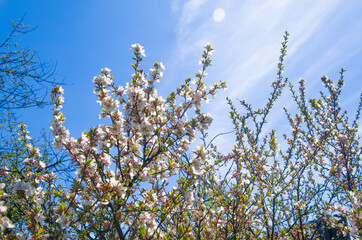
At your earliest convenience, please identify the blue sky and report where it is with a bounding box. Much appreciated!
[1,0,362,150]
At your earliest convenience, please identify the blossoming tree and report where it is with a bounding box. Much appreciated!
[224,33,362,239]
[0,33,361,239]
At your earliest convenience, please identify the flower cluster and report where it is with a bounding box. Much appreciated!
[4,42,225,238]
[0,183,14,230]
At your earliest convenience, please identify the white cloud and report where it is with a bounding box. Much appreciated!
[172,0,344,97]
[168,0,362,152]
[180,0,209,24]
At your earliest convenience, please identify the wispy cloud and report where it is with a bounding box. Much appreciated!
[166,0,362,151]
[172,0,344,95]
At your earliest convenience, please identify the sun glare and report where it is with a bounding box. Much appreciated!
[213,8,225,22]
